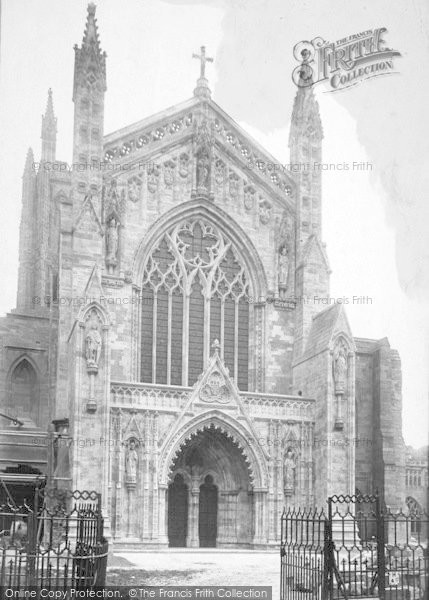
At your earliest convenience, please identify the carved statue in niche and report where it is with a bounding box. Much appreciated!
[104,179,125,217]
[105,216,119,273]
[196,149,210,190]
[283,447,296,495]
[278,245,289,299]
[85,310,102,372]
[333,341,348,392]
[125,438,139,486]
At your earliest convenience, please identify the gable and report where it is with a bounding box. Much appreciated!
[301,303,355,361]
[103,96,296,213]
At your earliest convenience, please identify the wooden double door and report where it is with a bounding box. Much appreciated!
[168,474,218,547]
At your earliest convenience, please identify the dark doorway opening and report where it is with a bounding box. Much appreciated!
[168,474,188,547]
[199,474,217,547]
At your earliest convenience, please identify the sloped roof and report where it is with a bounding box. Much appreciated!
[353,336,390,353]
[299,303,354,362]
[299,234,330,272]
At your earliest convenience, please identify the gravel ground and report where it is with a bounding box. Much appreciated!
[107,550,280,598]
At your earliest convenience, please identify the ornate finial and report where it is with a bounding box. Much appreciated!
[211,339,221,355]
[192,45,213,99]
[82,2,101,49]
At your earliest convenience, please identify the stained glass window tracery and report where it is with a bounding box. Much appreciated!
[140,218,250,388]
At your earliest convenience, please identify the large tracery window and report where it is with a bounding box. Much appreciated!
[140,219,250,389]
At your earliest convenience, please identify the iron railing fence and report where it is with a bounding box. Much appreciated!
[281,493,428,600]
[0,486,108,590]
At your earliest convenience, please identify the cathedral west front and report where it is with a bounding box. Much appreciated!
[0,4,406,549]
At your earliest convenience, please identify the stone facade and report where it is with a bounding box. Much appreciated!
[0,4,407,548]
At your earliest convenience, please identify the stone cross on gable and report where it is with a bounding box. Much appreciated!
[192,46,214,79]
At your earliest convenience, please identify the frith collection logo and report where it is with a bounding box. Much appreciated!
[292,28,401,91]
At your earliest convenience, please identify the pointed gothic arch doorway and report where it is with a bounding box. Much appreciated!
[166,426,254,548]
[167,474,188,547]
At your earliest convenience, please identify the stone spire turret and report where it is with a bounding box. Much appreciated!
[17,148,37,310]
[41,88,57,162]
[290,80,329,359]
[289,83,323,254]
[73,2,107,101]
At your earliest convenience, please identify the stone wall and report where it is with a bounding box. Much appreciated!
[355,338,406,509]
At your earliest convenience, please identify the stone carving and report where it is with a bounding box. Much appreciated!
[244,185,255,211]
[283,448,296,495]
[229,172,240,198]
[76,194,101,233]
[194,119,214,196]
[125,438,139,487]
[104,180,126,217]
[196,149,210,190]
[85,310,102,372]
[127,177,141,202]
[200,370,230,404]
[333,340,348,392]
[164,160,175,187]
[278,245,289,299]
[105,216,119,273]
[179,153,189,178]
[215,159,225,185]
[195,119,214,148]
[259,199,272,225]
[147,165,160,193]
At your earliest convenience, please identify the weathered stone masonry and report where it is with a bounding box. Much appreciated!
[0,4,406,548]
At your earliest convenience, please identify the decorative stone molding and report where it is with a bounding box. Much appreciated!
[104,112,194,163]
[158,410,270,489]
[199,370,230,404]
[110,382,315,420]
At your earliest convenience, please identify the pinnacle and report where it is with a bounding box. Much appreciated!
[24,147,35,174]
[44,88,55,121]
[41,88,57,139]
[82,3,102,53]
[73,3,106,98]
[289,83,323,141]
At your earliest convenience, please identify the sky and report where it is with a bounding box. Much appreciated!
[0,0,428,447]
